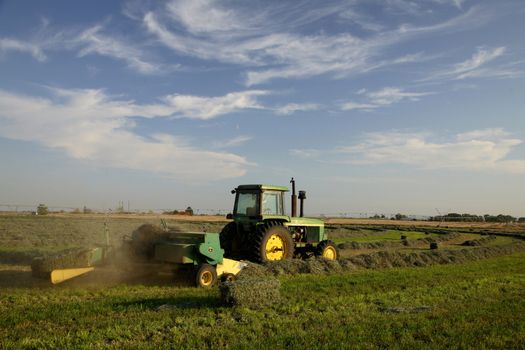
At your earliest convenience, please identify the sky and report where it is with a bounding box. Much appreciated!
[0,0,524,217]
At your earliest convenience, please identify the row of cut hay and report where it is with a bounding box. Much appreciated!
[271,241,525,275]
[461,235,497,246]
[31,248,95,278]
[337,232,462,250]
[219,242,525,308]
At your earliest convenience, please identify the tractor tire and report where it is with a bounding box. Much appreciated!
[253,222,294,263]
[219,222,237,258]
[195,264,217,288]
[316,240,339,260]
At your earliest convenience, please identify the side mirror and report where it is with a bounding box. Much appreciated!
[226,213,233,220]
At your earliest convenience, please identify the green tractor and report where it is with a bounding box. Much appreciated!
[220,178,338,263]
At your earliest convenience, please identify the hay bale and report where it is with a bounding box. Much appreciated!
[219,273,280,309]
[31,248,94,278]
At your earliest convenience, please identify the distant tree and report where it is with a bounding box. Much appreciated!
[83,206,93,214]
[185,206,194,216]
[518,217,525,223]
[395,213,407,220]
[36,204,48,216]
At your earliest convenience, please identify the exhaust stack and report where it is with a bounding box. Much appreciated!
[298,191,306,217]
[290,177,297,217]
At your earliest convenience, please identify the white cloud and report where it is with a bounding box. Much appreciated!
[164,90,268,120]
[0,38,46,61]
[143,1,485,86]
[0,88,268,180]
[423,47,517,81]
[275,103,319,115]
[75,25,162,74]
[213,135,252,149]
[340,102,377,111]
[336,129,525,174]
[341,87,433,111]
[166,0,246,35]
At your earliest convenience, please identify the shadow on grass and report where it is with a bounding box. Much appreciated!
[0,267,198,289]
[115,294,221,310]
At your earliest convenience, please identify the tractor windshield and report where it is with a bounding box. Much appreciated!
[234,191,260,216]
[262,191,284,215]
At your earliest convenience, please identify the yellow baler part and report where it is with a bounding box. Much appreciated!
[216,258,247,277]
[50,267,95,284]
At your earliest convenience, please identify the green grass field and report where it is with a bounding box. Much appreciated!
[1,254,525,349]
[1,215,525,349]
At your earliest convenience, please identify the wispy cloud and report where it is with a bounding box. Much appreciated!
[75,25,163,74]
[213,135,252,149]
[0,38,47,61]
[0,88,267,180]
[341,87,433,111]
[142,0,487,86]
[164,90,268,120]
[422,46,525,81]
[335,129,525,174]
[274,103,319,116]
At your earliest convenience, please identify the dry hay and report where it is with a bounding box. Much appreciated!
[461,235,497,246]
[31,248,95,278]
[265,257,346,276]
[337,232,462,250]
[219,262,280,309]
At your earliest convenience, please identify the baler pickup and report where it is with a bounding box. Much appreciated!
[31,246,111,284]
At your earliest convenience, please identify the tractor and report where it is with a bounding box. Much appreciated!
[220,178,338,262]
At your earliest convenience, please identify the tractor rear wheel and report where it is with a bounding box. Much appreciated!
[219,222,237,258]
[195,264,217,288]
[253,222,294,263]
[316,240,339,260]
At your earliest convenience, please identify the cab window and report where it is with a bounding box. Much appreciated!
[235,192,259,216]
[262,191,283,215]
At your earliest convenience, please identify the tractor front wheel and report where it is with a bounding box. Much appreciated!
[253,222,294,263]
[316,240,339,260]
[195,264,217,288]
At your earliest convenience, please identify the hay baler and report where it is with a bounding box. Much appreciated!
[126,230,246,287]
[32,229,246,288]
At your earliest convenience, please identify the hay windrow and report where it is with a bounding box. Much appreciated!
[461,235,497,246]
[337,232,462,250]
[236,241,525,280]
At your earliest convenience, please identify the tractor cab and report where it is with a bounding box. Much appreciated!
[232,184,288,220]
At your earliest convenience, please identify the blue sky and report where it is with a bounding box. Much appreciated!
[0,0,524,216]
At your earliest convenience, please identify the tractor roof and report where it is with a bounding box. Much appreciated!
[236,184,289,192]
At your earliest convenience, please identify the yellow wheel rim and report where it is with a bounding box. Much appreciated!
[322,246,337,260]
[265,234,285,260]
[200,271,213,287]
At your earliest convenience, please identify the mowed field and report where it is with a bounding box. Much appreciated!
[1,214,525,349]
